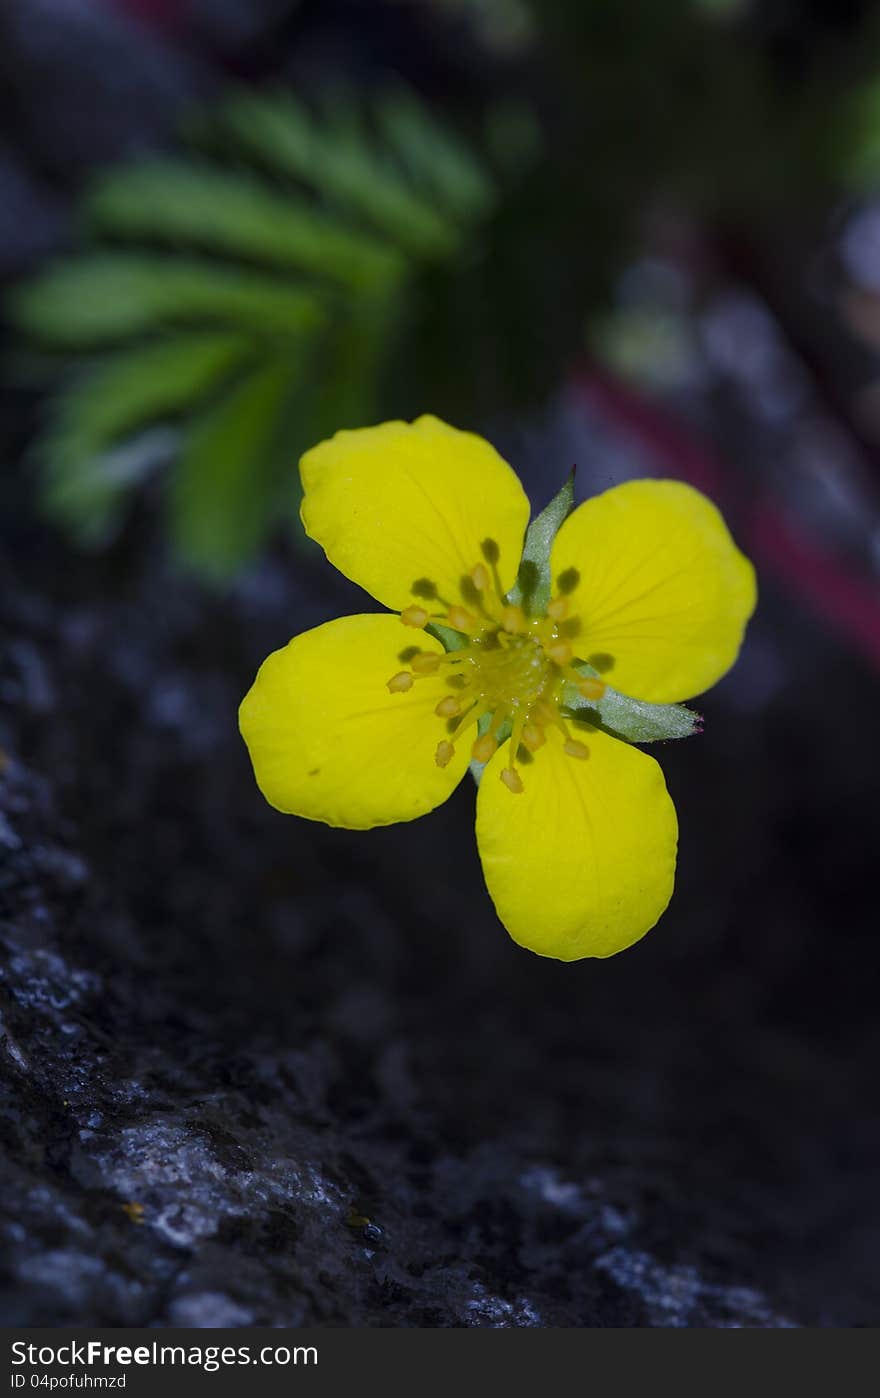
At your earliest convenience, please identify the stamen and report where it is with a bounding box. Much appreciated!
[447,604,476,634]
[522,722,546,752]
[387,671,414,693]
[501,605,526,634]
[545,639,573,667]
[408,554,591,784]
[472,733,498,764]
[503,712,527,793]
[544,703,586,756]
[435,740,455,768]
[449,700,481,740]
[564,739,590,760]
[411,652,442,674]
[400,605,429,629]
[471,708,507,765]
[531,699,557,726]
[441,645,479,666]
[578,676,606,700]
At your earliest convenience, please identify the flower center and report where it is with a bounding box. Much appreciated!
[465,629,551,714]
[386,555,608,793]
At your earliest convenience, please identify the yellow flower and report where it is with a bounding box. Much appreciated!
[240,416,756,961]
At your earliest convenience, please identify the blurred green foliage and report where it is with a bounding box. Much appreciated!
[13,0,880,580]
[9,89,504,577]
[525,0,880,205]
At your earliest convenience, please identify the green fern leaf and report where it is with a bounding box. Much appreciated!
[170,356,298,577]
[10,255,325,346]
[14,87,499,577]
[375,88,494,219]
[218,90,461,258]
[37,332,253,544]
[43,332,251,456]
[85,162,404,290]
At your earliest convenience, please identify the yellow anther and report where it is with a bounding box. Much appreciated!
[546,640,573,667]
[412,652,442,674]
[435,740,455,768]
[435,695,462,718]
[447,605,476,633]
[400,605,429,629]
[471,733,498,764]
[521,723,546,752]
[500,767,524,794]
[501,605,526,634]
[578,676,606,700]
[546,596,568,621]
[564,739,590,760]
[387,671,414,693]
[470,563,490,592]
[532,699,557,726]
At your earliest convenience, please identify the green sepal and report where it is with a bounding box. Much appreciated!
[469,682,698,787]
[564,663,702,744]
[507,469,575,617]
[425,622,467,652]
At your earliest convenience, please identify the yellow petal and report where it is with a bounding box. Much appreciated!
[475,726,678,960]
[550,480,757,702]
[239,614,470,829]
[300,416,530,613]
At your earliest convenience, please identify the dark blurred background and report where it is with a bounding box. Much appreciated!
[1,0,879,1328]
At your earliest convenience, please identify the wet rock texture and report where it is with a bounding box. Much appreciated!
[1,439,878,1328]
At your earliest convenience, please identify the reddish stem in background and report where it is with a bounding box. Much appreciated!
[574,360,880,674]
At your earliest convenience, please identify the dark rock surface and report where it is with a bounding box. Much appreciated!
[1,412,878,1328]
[0,0,878,1328]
